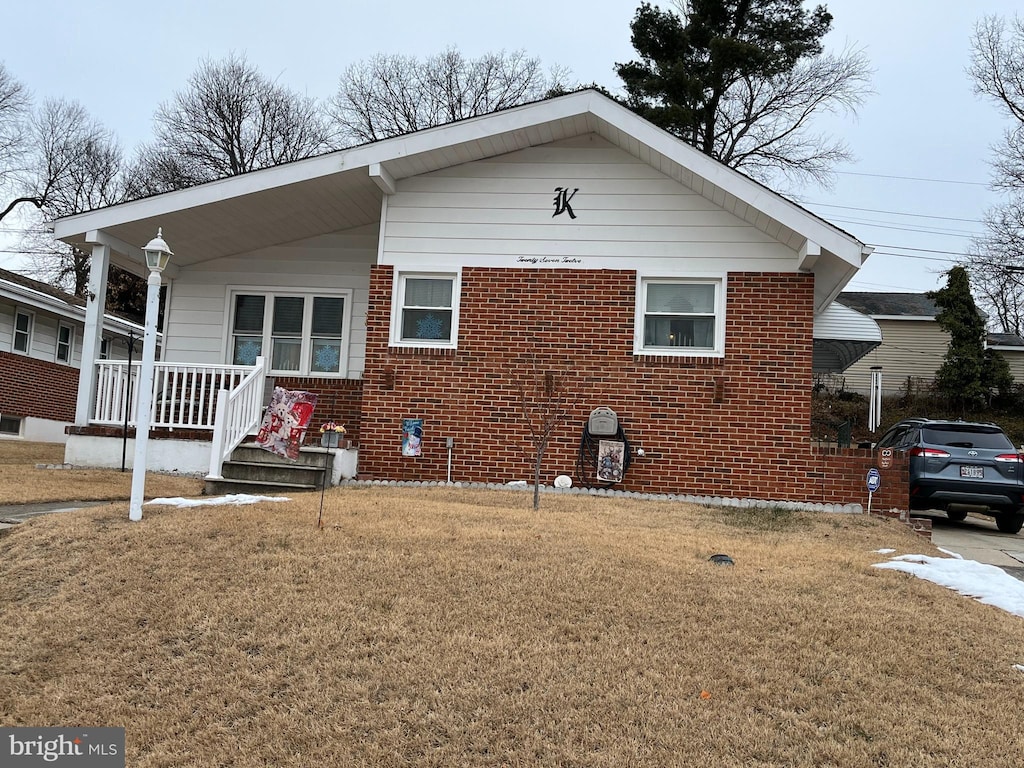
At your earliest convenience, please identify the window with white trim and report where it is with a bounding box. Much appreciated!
[99,338,111,360]
[391,273,459,347]
[56,323,74,363]
[636,277,725,356]
[13,309,32,354]
[228,291,350,376]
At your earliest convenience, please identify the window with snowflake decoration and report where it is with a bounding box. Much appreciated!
[398,275,455,344]
[229,290,349,375]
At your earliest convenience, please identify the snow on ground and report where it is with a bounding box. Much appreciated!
[145,494,291,507]
[874,553,1024,619]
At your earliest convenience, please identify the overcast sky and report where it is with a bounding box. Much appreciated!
[1,0,1020,294]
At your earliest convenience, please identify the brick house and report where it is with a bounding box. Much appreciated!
[50,90,892,504]
[0,267,145,442]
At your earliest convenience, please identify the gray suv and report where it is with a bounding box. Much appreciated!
[875,418,1024,534]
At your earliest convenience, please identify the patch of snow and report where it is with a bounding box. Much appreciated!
[146,494,291,508]
[874,554,1024,619]
[874,548,896,554]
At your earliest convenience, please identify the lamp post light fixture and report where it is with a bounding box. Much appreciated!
[128,228,173,522]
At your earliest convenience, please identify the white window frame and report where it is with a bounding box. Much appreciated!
[634,275,726,357]
[224,287,353,377]
[56,322,74,364]
[389,271,461,349]
[13,308,33,355]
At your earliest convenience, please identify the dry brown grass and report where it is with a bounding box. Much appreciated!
[0,441,203,505]
[2,485,1023,766]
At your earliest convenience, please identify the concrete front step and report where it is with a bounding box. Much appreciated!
[204,477,323,496]
[204,442,335,496]
[231,443,335,468]
[220,460,326,486]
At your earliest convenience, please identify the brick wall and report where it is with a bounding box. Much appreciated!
[810,449,909,510]
[0,350,78,422]
[273,376,364,446]
[355,265,889,504]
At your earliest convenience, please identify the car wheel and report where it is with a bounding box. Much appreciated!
[946,510,968,522]
[995,513,1024,534]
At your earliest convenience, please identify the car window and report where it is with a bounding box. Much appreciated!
[876,426,908,448]
[897,427,920,449]
[875,429,901,448]
[921,426,1014,450]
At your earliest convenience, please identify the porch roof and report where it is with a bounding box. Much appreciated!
[812,301,883,374]
[51,89,870,311]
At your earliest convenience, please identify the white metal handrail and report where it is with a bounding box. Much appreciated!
[92,361,258,430]
[207,356,268,479]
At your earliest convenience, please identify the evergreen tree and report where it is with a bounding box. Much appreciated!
[928,266,999,411]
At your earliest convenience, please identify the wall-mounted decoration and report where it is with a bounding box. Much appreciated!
[597,439,625,483]
[552,186,579,219]
[402,418,423,457]
[257,387,318,460]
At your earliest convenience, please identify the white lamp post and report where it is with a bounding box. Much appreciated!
[129,228,173,521]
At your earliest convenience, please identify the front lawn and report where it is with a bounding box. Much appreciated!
[2,488,1022,766]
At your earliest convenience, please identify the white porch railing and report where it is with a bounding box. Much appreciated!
[207,356,268,480]
[92,360,260,430]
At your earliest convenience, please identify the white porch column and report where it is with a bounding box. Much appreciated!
[74,243,110,425]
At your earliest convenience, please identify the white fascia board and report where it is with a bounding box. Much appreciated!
[871,315,937,321]
[0,281,76,316]
[53,152,349,239]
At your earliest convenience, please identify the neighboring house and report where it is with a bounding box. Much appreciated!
[837,292,1018,396]
[0,267,147,442]
[51,90,885,503]
[835,293,948,395]
[988,332,1024,383]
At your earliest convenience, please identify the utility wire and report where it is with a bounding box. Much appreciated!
[833,170,988,186]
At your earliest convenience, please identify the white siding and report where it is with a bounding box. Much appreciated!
[841,319,949,394]
[0,297,77,368]
[996,348,1024,383]
[0,299,14,350]
[163,226,376,377]
[381,135,796,272]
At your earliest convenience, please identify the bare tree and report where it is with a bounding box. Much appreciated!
[713,48,872,187]
[966,15,1024,333]
[505,348,579,511]
[330,48,571,145]
[0,62,31,218]
[17,99,128,295]
[964,200,1024,336]
[131,52,332,193]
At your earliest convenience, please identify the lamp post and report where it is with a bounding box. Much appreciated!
[129,229,172,522]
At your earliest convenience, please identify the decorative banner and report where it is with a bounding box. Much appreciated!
[402,418,423,457]
[257,387,318,460]
[597,440,625,483]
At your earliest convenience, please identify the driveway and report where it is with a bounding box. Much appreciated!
[924,512,1024,579]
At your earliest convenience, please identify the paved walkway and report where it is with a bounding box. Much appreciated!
[0,501,112,530]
